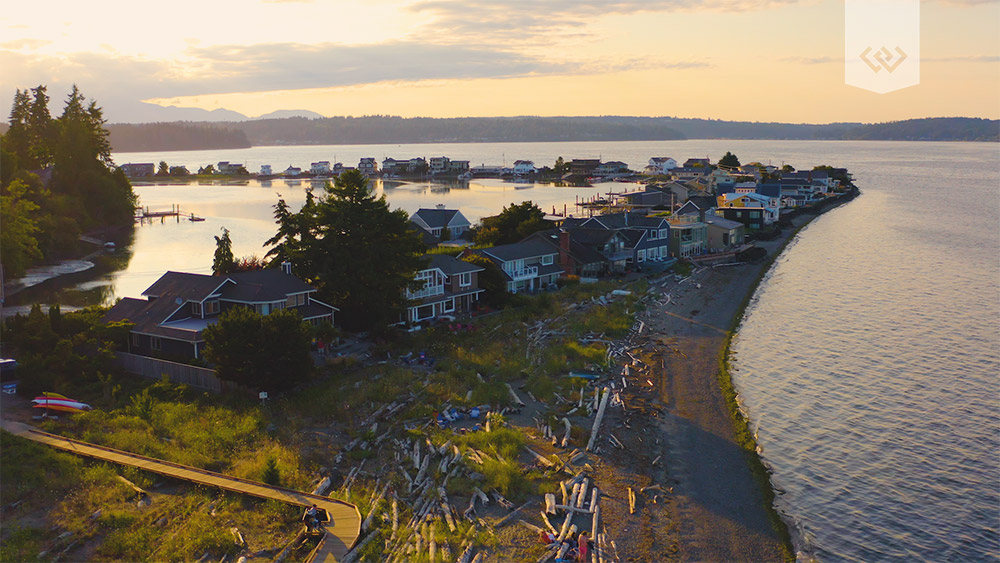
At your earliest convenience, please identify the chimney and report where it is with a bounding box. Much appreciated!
[281,261,292,275]
[558,229,571,272]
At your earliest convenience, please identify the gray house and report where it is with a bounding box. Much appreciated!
[410,208,472,240]
[103,267,337,361]
[468,239,563,293]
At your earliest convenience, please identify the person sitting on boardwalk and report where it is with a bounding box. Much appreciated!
[304,504,319,531]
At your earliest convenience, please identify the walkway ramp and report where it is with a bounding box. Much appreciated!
[2,420,360,561]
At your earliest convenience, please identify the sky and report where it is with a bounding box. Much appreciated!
[1,0,998,123]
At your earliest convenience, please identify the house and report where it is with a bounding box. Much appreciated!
[704,215,747,251]
[716,192,779,230]
[570,159,601,177]
[217,162,245,174]
[358,158,378,176]
[382,157,427,174]
[594,161,630,176]
[676,195,717,222]
[525,230,609,279]
[470,165,503,176]
[169,166,190,176]
[469,239,563,293]
[260,165,273,176]
[620,188,674,209]
[666,214,708,258]
[121,163,154,178]
[569,212,672,266]
[429,157,451,174]
[512,160,536,175]
[410,207,472,240]
[310,161,332,175]
[683,158,711,168]
[283,166,302,177]
[102,266,337,361]
[406,255,484,324]
[449,160,470,173]
[670,167,711,181]
[645,157,678,175]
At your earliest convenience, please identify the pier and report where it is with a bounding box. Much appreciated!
[135,204,204,223]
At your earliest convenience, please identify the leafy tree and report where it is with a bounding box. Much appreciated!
[719,151,741,167]
[233,255,267,272]
[198,164,216,175]
[212,227,235,275]
[473,201,547,246]
[202,306,312,391]
[553,156,569,175]
[0,179,42,276]
[460,254,507,308]
[263,170,426,330]
[782,164,795,173]
[157,161,169,175]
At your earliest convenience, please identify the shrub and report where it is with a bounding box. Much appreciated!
[261,456,281,486]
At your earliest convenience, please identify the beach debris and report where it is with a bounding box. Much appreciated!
[628,487,636,515]
[586,387,611,452]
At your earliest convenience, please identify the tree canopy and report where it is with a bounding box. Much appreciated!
[719,151,741,167]
[473,201,548,246]
[1,84,137,276]
[202,307,312,392]
[263,169,426,330]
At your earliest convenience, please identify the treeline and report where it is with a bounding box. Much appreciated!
[842,117,999,142]
[108,122,251,152]
[235,116,686,145]
[1,85,137,277]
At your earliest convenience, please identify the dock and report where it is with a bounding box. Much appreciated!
[135,204,204,223]
[2,420,361,561]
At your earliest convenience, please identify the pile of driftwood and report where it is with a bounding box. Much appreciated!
[525,472,618,563]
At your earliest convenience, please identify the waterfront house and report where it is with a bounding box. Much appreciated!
[169,166,190,176]
[103,266,337,361]
[260,164,272,176]
[670,167,711,182]
[466,239,563,293]
[283,166,302,177]
[704,215,747,251]
[570,159,601,177]
[645,157,678,175]
[513,160,536,175]
[406,255,484,324]
[666,214,708,257]
[382,157,427,174]
[449,160,470,173]
[410,207,472,241]
[717,192,780,225]
[310,161,332,175]
[564,212,672,266]
[121,163,155,178]
[683,157,711,168]
[358,157,378,176]
[217,162,245,174]
[525,230,609,279]
[429,157,451,174]
[470,164,503,177]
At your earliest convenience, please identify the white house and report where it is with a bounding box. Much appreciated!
[310,161,331,175]
[260,164,272,176]
[645,157,678,174]
[283,166,302,177]
[512,160,536,175]
[358,158,378,175]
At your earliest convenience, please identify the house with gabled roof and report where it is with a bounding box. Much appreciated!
[568,212,672,266]
[466,238,563,293]
[410,207,472,241]
[103,266,337,361]
[406,255,484,324]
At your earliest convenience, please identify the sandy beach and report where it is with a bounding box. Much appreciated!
[581,204,852,562]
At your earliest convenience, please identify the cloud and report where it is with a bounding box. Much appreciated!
[408,0,799,39]
[0,38,52,51]
[780,56,839,64]
[923,55,1000,62]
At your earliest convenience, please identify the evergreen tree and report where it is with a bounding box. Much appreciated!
[213,227,235,275]
[719,151,741,167]
[264,170,426,330]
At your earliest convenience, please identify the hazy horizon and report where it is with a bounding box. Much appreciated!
[2,0,997,124]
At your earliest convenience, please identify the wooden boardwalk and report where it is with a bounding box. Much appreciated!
[1,420,360,561]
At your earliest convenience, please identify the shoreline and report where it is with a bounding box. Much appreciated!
[616,188,858,561]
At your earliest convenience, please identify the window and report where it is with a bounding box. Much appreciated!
[205,300,220,315]
[191,302,202,316]
[459,272,472,287]
[443,299,455,313]
[659,229,667,239]
[541,255,554,266]
[649,230,657,240]
[638,249,646,262]
[151,337,162,351]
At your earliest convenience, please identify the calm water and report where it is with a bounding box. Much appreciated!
[729,142,1000,561]
[28,140,1000,560]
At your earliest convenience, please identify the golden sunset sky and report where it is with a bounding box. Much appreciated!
[1,0,997,123]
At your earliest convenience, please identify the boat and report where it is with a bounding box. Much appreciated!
[32,392,92,413]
